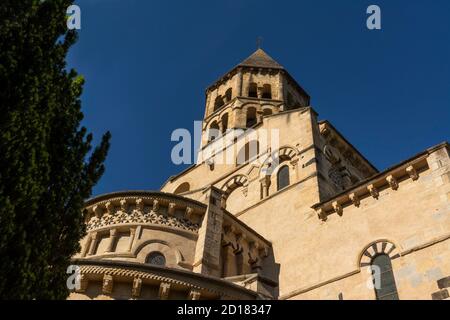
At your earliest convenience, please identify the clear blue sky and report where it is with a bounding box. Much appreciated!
[67,0,450,196]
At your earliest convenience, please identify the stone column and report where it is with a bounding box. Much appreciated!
[81,236,91,257]
[278,71,285,102]
[242,72,249,98]
[260,176,271,198]
[257,110,264,123]
[236,68,243,96]
[88,232,98,256]
[221,243,236,277]
[127,227,137,252]
[105,228,117,253]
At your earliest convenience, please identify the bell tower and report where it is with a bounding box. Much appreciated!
[201,48,310,146]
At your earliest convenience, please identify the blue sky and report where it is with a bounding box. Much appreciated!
[67,0,450,196]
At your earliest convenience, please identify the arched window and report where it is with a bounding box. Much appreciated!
[277,165,290,191]
[248,83,258,98]
[214,95,224,111]
[262,84,272,99]
[263,108,273,116]
[225,88,232,102]
[236,141,259,165]
[246,107,257,127]
[174,182,190,195]
[146,252,166,266]
[371,254,399,300]
[208,121,220,141]
[221,113,228,134]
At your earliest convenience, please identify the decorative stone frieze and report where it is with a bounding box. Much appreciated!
[312,156,428,221]
[85,195,203,233]
[222,210,271,273]
[319,121,377,178]
[87,208,199,232]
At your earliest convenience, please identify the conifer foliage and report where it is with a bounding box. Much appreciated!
[0,0,111,299]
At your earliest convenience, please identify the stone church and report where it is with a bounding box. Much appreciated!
[69,49,450,300]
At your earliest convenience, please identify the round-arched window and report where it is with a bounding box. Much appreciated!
[146,252,166,266]
[277,165,290,191]
[371,254,399,300]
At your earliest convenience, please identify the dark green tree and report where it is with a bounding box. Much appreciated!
[0,0,111,299]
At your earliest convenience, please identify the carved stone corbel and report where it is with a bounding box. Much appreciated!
[152,200,160,213]
[168,203,176,216]
[188,289,201,300]
[120,199,128,213]
[158,282,171,300]
[105,201,114,216]
[76,274,88,293]
[406,165,419,180]
[247,241,262,270]
[367,184,379,199]
[238,232,247,244]
[290,158,299,170]
[93,205,103,219]
[135,198,144,212]
[206,158,214,170]
[320,124,330,137]
[248,254,261,270]
[259,246,269,258]
[332,201,343,216]
[232,231,243,254]
[349,193,360,207]
[102,274,113,295]
[223,224,231,236]
[316,208,327,221]
[232,231,246,254]
[185,207,194,220]
[386,175,399,190]
[131,278,142,298]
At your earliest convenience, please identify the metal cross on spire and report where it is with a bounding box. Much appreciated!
[256,36,263,49]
